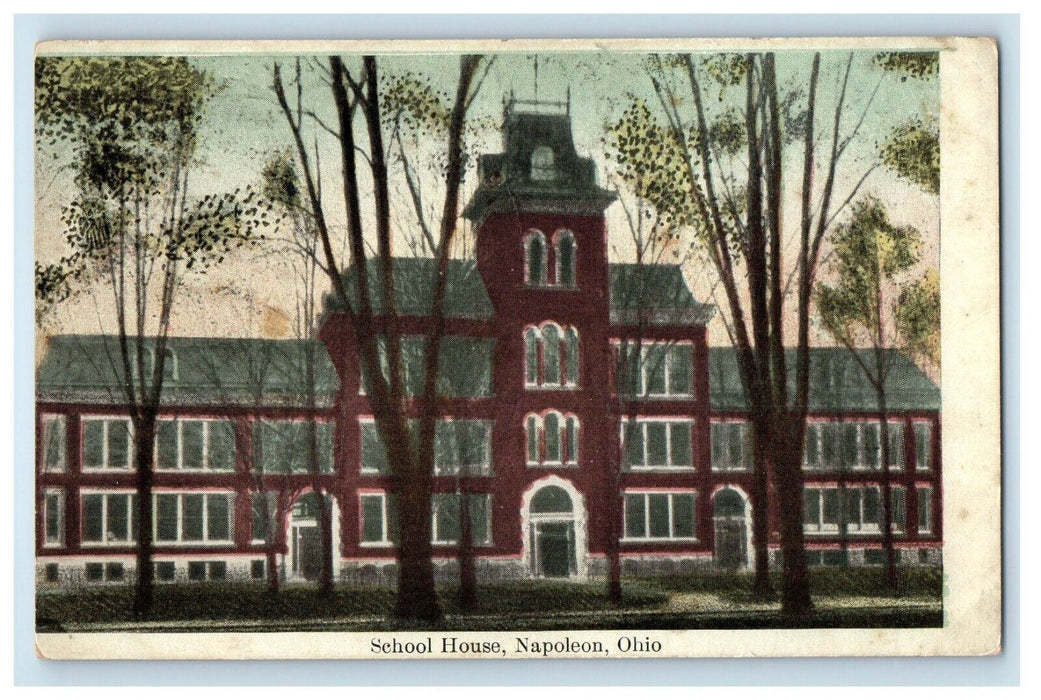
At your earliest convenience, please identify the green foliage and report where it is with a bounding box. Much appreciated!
[381,73,451,136]
[873,52,939,81]
[709,108,746,156]
[260,149,301,211]
[604,99,701,234]
[816,197,926,350]
[897,268,940,367]
[700,53,748,100]
[880,118,940,195]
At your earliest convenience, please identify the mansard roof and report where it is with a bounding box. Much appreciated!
[708,347,941,413]
[609,263,716,326]
[36,335,339,408]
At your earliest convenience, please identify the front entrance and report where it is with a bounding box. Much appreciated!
[292,525,322,581]
[526,484,579,578]
[713,488,748,570]
[534,521,575,577]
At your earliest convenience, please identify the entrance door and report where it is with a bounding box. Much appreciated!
[713,489,748,570]
[294,526,322,581]
[537,522,573,577]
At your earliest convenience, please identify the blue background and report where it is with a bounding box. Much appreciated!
[13,12,1020,686]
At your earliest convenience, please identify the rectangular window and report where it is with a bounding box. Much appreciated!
[80,492,137,545]
[360,421,391,474]
[43,490,65,547]
[803,423,821,470]
[253,420,334,474]
[41,415,66,472]
[82,418,133,470]
[251,492,277,542]
[434,420,492,475]
[821,423,839,467]
[917,486,933,534]
[803,485,905,534]
[622,491,697,540]
[155,561,176,581]
[888,422,905,470]
[152,492,235,544]
[251,559,266,580]
[619,342,695,398]
[359,493,398,545]
[430,494,492,546]
[622,420,694,470]
[156,419,236,472]
[711,422,750,471]
[915,422,932,471]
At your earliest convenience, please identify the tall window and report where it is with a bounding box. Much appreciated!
[802,485,906,533]
[154,492,234,544]
[81,492,138,545]
[623,491,696,541]
[251,492,278,543]
[526,412,579,466]
[622,420,693,470]
[360,493,398,545]
[156,419,236,471]
[43,489,65,547]
[915,422,932,471]
[431,493,492,546]
[530,145,556,181]
[40,414,66,472]
[555,230,576,288]
[617,342,693,398]
[253,420,334,474]
[524,230,547,286]
[917,486,933,534]
[82,417,132,471]
[711,421,750,471]
[804,421,905,470]
[524,323,579,388]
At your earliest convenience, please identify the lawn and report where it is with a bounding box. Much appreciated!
[37,567,943,632]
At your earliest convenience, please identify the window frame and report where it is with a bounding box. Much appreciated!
[711,420,751,472]
[802,484,906,534]
[917,485,933,535]
[621,419,695,471]
[915,421,932,471]
[616,341,694,399]
[554,229,577,288]
[252,418,335,475]
[81,416,134,472]
[151,491,235,546]
[621,490,698,542]
[430,492,493,547]
[433,419,494,476]
[524,323,580,390]
[156,417,237,472]
[523,229,548,287]
[43,488,65,547]
[80,490,138,546]
[804,421,906,471]
[525,411,580,467]
[359,492,397,547]
[40,414,67,473]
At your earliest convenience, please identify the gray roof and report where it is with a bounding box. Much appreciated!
[464,108,617,222]
[609,263,716,326]
[324,258,493,320]
[37,335,340,408]
[708,347,941,413]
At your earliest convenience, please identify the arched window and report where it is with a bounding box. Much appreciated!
[555,230,576,288]
[525,411,579,467]
[530,146,556,181]
[524,230,547,286]
[524,322,580,389]
[530,485,573,514]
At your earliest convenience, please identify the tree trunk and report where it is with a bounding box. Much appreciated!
[457,482,476,609]
[772,429,813,615]
[318,490,334,596]
[133,411,157,618]
[606,471,623,604]
[394,443,441,622]
[750,417,773,597]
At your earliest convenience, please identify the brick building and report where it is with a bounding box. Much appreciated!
[35,101,941,586]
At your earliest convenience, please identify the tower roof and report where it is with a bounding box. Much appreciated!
[463,99,616,222]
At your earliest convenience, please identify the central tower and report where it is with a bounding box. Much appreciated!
[463,97,619,578]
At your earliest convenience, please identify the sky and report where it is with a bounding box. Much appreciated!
[34,47,940,354]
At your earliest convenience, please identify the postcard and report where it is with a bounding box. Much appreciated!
[32,36,999,659]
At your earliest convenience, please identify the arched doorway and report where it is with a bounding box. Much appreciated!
[287,492,339,582]
[521,478,587,578]
[713,488,749,570]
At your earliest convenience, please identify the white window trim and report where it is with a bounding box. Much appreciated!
[711,421,751,472]
[156,418,237,472]
[804,421,906,472]
[253,418,335,475]
[250,492,278,545]
[917,486,933,535]
[553,230,577,289]
[803,485,906,535]
[43,489,65,548]
[615,341,695,400]
[152,492,235,546]
[524,323,579,390]
[525,412,579,468]
[80,490,137,546]
[81,417,133,472]
[359,493,395,547]
[621,490,699,542]
[915,422,932,472]
[434,419,494,476]
[40,414,67,473]
[523,230,548,286]
[621,419,695,471]
[431,493,493,547]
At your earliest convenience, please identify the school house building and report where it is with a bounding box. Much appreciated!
[35,100,942,587]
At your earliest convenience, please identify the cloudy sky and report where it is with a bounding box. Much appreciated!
[35,47,940,348]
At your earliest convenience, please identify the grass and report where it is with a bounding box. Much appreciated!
[37,566,942,632]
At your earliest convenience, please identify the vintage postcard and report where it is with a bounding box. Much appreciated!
[32,37,999,659]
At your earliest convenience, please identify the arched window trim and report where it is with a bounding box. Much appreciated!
[553,229,577,289]
[523,322,580,389]
[523,229,548,287]
[524,410,580,467]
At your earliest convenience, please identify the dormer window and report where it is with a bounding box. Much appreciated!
[530,146,556,181]
[153,347,178,383]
